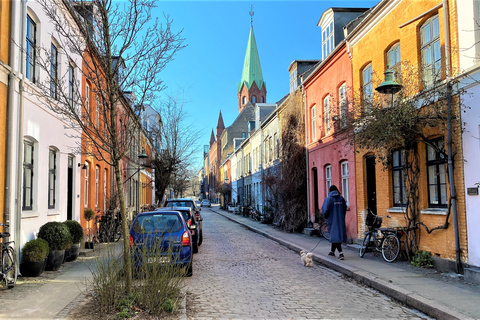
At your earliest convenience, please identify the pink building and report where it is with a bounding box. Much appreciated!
[304,42,357,241]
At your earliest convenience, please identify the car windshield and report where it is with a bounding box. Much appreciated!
[132,214,182,234]
[166,201,194,209]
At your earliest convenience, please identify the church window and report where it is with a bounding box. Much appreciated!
[252,96,257,104]
[242,96,246,104]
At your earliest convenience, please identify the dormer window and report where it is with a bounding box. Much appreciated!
[322,21,334,59]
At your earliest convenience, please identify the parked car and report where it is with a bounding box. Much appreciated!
[157,207,200,253]
[164,198,203,245]
[129,210,193,277]
[201,199,211,207]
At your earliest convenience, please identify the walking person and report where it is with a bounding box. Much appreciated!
[321,185,347,260]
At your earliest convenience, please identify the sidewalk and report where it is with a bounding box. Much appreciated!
[211,206,480,320]
[0,243,118,320]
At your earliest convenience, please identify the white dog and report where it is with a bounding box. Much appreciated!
[300,250,313,267]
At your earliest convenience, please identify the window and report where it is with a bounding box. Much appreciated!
[69,62,75,107]
[362,64,373,109]
[85,84,90,123]
[23,141,34,210]
[26,16,37,82]
[387,42,401,69]
[103,169,107,212]
[322,21,334,59]
[311,105,316,141]
[252,96,257,104]
[84,163,89,207]
[421,15,441,87]
[339,83,347,128]
[261,96,265,103]
[290,69,298,93]
[426,138,447,207]
[95,95,100,128]
[95,166,99,207]
[325,165,332,193]
[48,149,57,209]
[392,149,406,206]
[50,43,58,99]
[324,96,330,135]
[341,161,349,205]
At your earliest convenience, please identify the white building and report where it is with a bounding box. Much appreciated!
[458,0,480,270]
[8,0,83,248]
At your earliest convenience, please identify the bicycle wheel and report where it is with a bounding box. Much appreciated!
[359,233,371,258]
[382,233,400,263]
[114,223,122,242]
[320,222,329,240]
[2,246,17,289]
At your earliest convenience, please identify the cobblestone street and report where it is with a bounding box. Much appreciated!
[184,208,431,319]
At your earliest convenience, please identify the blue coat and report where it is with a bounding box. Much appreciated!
[321,190,347,243]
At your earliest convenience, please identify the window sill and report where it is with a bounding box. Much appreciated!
[21,211,39,219]
[387,207,406,213]
[47,210,61,216]
[420,208,448,215]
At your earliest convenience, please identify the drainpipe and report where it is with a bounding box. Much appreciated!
[303,84,311,227]
[443,0,461,273]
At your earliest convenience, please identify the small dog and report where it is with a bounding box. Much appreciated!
[300,250,313,267]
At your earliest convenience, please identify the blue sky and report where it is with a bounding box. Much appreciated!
[155,1,379,169]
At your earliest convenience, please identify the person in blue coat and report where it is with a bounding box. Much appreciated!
[322,185,347,260]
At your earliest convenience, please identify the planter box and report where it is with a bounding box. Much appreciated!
[20,259,46,277]
[45,250,65,271]
[65,243,81,262]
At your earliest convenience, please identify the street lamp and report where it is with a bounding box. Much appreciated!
[375,67,403,107]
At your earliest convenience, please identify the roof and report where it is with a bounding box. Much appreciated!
[238,25,265,92]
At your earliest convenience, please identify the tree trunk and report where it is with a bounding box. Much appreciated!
[114,161,132,293]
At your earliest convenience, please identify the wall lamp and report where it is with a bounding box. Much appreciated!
[78,163,87,170]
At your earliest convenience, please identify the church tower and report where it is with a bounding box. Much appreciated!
[238,10,266,114]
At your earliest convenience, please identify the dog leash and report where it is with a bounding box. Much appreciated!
[308,237,323,253]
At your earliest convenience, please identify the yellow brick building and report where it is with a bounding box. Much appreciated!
[346,0,466,267]
[0,1,11,226]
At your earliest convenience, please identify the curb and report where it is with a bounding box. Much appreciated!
[213,209,472,320]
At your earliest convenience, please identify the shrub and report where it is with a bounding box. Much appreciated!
[84,208,95,222]
[411,250,434,268]
[38,221,72,251]
[21,238,49,262]
[63,220,84,244]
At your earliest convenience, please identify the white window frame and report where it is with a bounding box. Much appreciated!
[311,105,316,142]
[325,165,332,193]
[324,96,331,135]
[341,161,349,205]
[48,148,57,209]
[84,163,89,207]
[421,15,441,87]
[339,83,347,128]
[362,64,373,109]
[95,165,99,207]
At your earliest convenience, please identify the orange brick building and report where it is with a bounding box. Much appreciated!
[346,0,466,269]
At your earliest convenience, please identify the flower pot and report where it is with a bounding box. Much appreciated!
[66,243,80,262]
[20,259,46,277]
[45,250,65,271]
[85,241,94,249]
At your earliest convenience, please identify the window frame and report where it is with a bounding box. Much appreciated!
[324,95,331,135]
[341,161,349,206]
[69,61,75,108]
[426,138,447,207]
[95,165,99,207]
[362,64,373,109]
[48,148,57,209]
[84,163,89,207]
[26,15,37,83]
[310,105,316,142]
[392,149,407,207]
[50,43,58,99]
[23,140,35,211]
[339,83,347,128]
[420,15,441,88]
[325,165,332,194]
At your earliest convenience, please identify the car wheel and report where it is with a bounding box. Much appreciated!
[193,242,198,254]
[186,263,193,277]
[198,232,203,246]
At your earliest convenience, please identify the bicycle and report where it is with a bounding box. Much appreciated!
[0,222,17,289]
[97,210,122,243]
[317,217,330,240]
[359,209,405,263]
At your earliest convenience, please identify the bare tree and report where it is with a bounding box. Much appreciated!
[150,92,200,204]
[29,0,185,292]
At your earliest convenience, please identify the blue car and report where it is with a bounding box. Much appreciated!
[129,210,193,277]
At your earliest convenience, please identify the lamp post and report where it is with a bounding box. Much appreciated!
[375,67,403,107]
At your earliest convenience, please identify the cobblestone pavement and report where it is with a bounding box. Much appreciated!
[184,208,432,320]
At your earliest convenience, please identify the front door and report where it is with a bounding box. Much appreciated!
[366,155,377,215]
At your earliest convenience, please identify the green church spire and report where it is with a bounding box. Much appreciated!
[238,25,264,92]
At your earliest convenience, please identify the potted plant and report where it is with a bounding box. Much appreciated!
[63,220,84,262]
[20,238,49,277]
[84,208,95,249]
[38,222,72,271]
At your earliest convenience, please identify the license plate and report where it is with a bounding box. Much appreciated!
[147,257,169,264]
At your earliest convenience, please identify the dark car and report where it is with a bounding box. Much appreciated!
[164,198,203,245]
[157,207,200,253]
[129,210,193,277]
